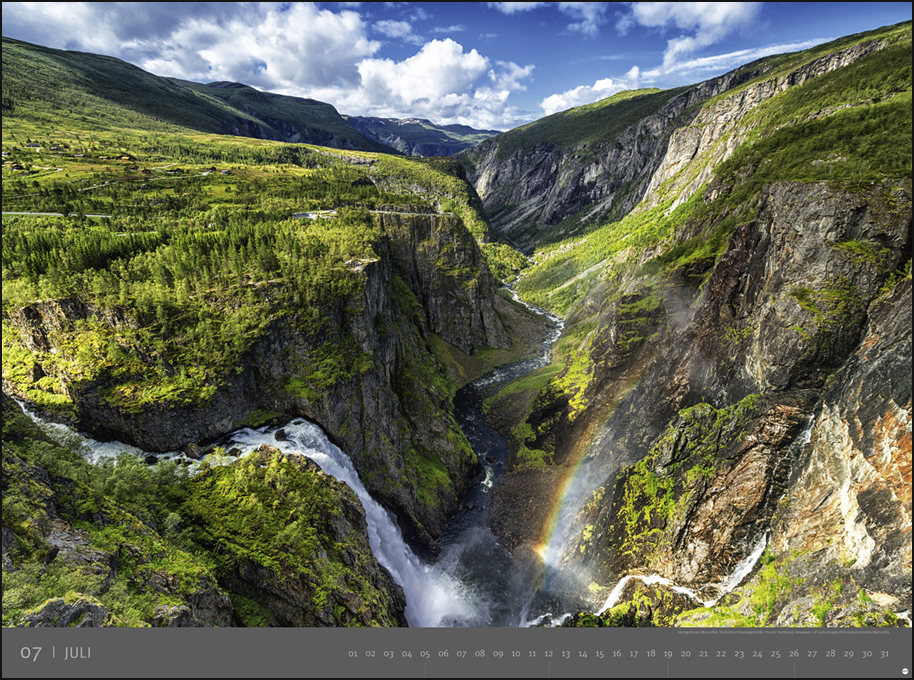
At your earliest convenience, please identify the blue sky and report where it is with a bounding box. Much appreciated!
[2,2,910,130]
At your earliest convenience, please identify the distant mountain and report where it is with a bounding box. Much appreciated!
[344,115,500,156]
[1,37,392,153]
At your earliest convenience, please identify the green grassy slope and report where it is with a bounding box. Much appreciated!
[472,87,685,161]
[173,80,394,152]
[1,37,385,151]
[1,114,526,415]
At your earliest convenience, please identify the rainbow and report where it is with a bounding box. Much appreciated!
[532,361,655,580]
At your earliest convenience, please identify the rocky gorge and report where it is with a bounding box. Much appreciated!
[2,21,911,630]
[461,24,911,628]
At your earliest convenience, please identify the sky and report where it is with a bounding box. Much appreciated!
[2,2,911,131]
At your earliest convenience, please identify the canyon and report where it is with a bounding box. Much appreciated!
[2,22,911,629]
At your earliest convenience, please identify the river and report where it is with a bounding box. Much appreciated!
[14,282,767,628]
[13,283,569,627]
[221,283,573,627]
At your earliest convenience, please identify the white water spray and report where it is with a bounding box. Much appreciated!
[208,422,487,627]
[13,398,185,464]
[798,415,815,445]
[13,401,484,627]
[524,612,571,628]
[598,574,681,614]
[719,532,768,598]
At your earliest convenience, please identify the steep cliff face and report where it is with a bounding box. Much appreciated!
[4,214,508,551]
[642,39,889,211]
[572,392,816,587]
[459,38,890,251]
[534,179,909,476]
[770,278,911,612]
[561,273,910,627]
[457,73,765,247]
[558,179,910,606]
[483,24,911,627]
[378,212,510,353]
[673,283,911,628]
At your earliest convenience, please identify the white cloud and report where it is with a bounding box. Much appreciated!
[407,6,429,22]
[558,2,608,37]
[617,2,763,71]
[486,2,548,14]
[358,39,489,103]
[373,19,424,45]
[488,2,608,36]
[340,38,531,128]
[3,3,382,90]
[639,37,831,81]
[540,76,626,116]
[490,61,535,91]
[431,25,468,33]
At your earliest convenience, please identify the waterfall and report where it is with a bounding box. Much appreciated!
[13,398,183,464]
[9,281,576,629]
[718,531,768,598]
[12,401,482,627]
[597,531,770,615]
[798,415,815,445]
[229,422,482,627]
[598,574,680,614]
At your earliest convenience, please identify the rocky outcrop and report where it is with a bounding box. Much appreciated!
[770,277,911,612]
[144,570,234,627]
[19,595,118,627]
[191,445,408,627]
[4,213,507,551]
[643,39,889,211]
[378,213,510,353]
[10,299,137,356]
[568,393,817,589]
[556,178,910,621]
[3,396,408,627]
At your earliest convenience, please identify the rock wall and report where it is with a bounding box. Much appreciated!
[559,179,910,619]
[542,179,909,477]
[772,277,911,607]
[460,40,888,249]
[4,213,508,550]
[458,68,768,246]
[642,39,888,211]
